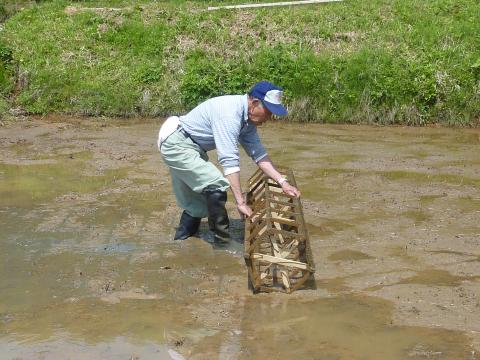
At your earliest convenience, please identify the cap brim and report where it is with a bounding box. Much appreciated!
[264,101,288,116]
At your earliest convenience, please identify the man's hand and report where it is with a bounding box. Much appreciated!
[225,171,253,220]
[257,157,301,198]
[281,181,301,198]
[237,202,253,220]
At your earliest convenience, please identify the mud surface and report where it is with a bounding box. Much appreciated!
[0,117,479,359]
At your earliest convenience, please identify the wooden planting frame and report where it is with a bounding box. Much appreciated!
[244,168,315,293]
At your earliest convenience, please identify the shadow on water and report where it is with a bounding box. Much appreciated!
[237,294,477,359]
[366,268,480,291]
[398,269,480,287]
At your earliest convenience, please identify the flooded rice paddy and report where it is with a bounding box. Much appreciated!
[0,117,479,359]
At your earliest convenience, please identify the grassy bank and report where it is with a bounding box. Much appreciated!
[1,0,479,125]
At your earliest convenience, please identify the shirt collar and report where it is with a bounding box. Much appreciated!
[242,94,249,123]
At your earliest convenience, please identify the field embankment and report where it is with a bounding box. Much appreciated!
[1,0,479,125]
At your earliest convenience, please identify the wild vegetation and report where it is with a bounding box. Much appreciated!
[1,0,479,125]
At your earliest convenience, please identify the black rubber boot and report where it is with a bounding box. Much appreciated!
[205,190,230,246]
[174,211,201,240]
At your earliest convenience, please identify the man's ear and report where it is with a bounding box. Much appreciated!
[252,98,261,107]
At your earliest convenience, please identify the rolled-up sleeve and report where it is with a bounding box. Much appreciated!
[212,116,242,174]
[239,124,268,163]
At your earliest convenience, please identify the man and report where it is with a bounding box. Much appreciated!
[158,81,300,246]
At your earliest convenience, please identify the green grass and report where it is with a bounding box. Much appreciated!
[1,0,479,125]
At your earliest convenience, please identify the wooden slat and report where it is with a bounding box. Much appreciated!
[267,190,296,199]
[272,222,290,290]
[248,176,265,196]
[251,181,267,201]
[271,216,297,227]
[246,208,267,230]
[245,221,267,248]
[268,197,295,208]
[245,227,269,255]
[251,253,313,272]
[248,168,264,186]
[271,205,297,215]
[269,227,305,240]
[249,197,266,213]
[290,272,313,293]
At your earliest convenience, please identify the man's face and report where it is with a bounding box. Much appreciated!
[248,99,272,126]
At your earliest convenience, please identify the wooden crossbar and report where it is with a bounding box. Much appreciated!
[250,253,313,271]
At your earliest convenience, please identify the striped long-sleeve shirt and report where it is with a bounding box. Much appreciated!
[179,94,268,175]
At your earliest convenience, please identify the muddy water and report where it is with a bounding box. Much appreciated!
[0,118,479,359]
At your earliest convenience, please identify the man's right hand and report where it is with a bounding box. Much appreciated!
[237,203,253,220]
[281,181,301,198]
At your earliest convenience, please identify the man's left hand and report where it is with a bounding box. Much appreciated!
[281,182,301,198]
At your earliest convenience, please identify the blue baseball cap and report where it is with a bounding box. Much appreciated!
[249,81,288,116]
